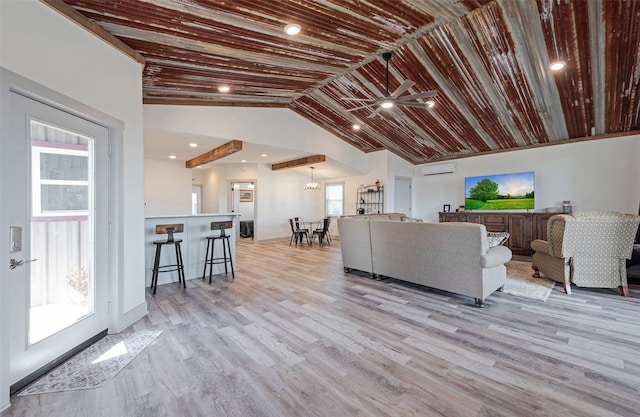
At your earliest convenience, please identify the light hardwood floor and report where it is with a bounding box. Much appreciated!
[4,239,640,417]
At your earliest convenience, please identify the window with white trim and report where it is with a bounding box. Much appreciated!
[325,183,344,216]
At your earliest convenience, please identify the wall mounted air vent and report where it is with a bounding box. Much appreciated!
[421,162,456,176]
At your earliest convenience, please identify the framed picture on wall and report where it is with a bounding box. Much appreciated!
[239,189,253,202]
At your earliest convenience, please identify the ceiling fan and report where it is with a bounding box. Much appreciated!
[343,51,437,119]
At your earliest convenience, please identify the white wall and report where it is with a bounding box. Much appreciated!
[144,159,193,216]
[333,151,392,217]
[200,165,224,213]
[143,105,369,170]
[413,135,640,222]
[1,0,146,408]
[256,164,325,240]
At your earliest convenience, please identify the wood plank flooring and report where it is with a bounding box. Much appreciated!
[4,239,640,417]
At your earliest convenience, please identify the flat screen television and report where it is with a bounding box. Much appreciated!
[465,171,534,210]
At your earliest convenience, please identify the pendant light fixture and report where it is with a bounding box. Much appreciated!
[304,166,320,190]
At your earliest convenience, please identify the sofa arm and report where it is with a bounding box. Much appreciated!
[482,245,512,268]
[530,239,550,254]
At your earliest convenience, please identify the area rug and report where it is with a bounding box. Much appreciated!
[503,260,556,301]
[19,330,162,395]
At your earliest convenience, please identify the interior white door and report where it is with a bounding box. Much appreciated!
[394,177,412,216]
[6,91,110,387]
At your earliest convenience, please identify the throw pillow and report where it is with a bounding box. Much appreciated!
[487,232,510,247]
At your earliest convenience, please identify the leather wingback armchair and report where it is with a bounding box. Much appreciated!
[531,211,640,296]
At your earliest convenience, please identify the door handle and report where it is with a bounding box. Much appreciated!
[9,258,37,270]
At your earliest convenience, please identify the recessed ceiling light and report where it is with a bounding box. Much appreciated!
[169,155,176,159]
[352,124,361,130]
[218,85,231,92]
[284,23,301,35]
[241,159,246,163]
[549,61,566,71]
[189,143,198,148]
[425,100,436,108]
[260,153,267,157]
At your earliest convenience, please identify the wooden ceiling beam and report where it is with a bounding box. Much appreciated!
[185,140,243,168]
[271,155,326,171]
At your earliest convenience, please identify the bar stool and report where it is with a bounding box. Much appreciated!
[151,224,186,294]
[202,221,235,283]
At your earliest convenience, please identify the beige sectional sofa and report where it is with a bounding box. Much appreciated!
[337,217,512,307]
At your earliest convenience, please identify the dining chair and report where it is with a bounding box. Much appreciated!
[312,217,331,246]
[288,218,309,246]
[294,217,309,235]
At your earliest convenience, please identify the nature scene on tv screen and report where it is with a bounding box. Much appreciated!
[465,171,534,210]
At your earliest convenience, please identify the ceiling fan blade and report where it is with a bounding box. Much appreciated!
[367,106,385,119]
[340,98,373,102]
[391,80,415,98]
[346,103,378,112]
[396,101,432,108]
[400,90,438,100]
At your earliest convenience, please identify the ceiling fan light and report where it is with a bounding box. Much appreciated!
[425,100,435,108]
[381,100,394,109]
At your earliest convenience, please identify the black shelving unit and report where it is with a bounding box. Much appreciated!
[356,185,384,214]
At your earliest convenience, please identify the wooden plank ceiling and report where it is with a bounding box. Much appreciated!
[56,0,640,165]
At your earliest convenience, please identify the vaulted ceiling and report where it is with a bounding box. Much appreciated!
[48,0,640,165]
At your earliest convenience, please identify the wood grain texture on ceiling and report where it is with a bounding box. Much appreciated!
[55,0,640,164]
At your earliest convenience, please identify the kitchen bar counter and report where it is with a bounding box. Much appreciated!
[145,213,241,288]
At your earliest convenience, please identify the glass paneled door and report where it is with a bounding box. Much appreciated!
[7,91,110,388]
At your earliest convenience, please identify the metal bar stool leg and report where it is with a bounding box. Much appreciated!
[175,241,186,288]
[208,238,215,284]
[222,238,229,275]
[151,243,162,295]
[202,238,211,280]
[225,237,235,279]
